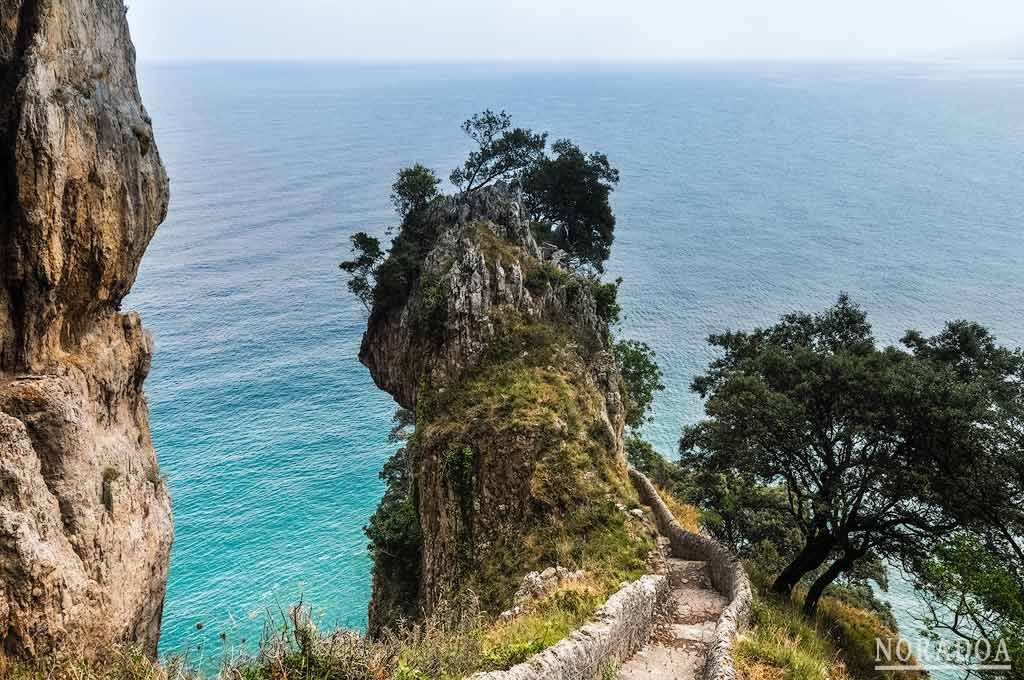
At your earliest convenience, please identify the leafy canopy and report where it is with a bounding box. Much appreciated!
[392,164,441,218]
[343,112,623,314]
[681,294,1020,614]
[525,139,620,272]
[341,164,444,315]
[904,322,1024,677]
[614,339,665,430]
[450,110,547,195]
[339,232,384,312]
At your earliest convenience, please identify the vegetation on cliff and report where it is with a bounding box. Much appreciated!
[338,111,671,677]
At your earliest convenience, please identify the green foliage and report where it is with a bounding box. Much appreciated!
[413,310,650,619]
[417,273,448,342]
[625,435,684,490]
[365,205,444,316]
[587,276,621,326]
[483,585,605,669]
[901,321,1024,679]
[736,593,848,680]
[469,499,653,617]
[824,582,898,632]
[340,232,385,312]
[448,111,620,272]
[736,581,920,680]
[682,293,1023,614]
[524,139,620,272]
[524,262,571,294]
[450,110,548,195]
[689,471,804,575]
[613,339,664,429]
[914,534,1024,678]
[392,164,441,218]
[342,165,444,317]
[392,662,430,680]
[442,444,475,493]
[345,114,624,326]
[481,639,544,669]
[365,410,422,625]
[0,646,195,680]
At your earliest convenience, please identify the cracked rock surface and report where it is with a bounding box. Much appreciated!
[0,0,172,659]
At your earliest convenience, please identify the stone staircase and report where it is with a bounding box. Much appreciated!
[617,559,729,680]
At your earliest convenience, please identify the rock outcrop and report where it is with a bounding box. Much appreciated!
[360,185,632,632]
[360,187,608,412]
[0,0,172,659]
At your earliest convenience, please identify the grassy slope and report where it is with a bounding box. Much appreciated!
[734,585,926,680]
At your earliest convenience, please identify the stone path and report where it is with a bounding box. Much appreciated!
[618,559,729,680]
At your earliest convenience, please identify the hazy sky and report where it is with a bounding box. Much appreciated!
[128,0,1024,62]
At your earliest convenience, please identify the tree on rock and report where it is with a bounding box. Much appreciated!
[449,111,621,273]
[340,232,384,312]
[342,165,441,314]
[681,294,1020,614]
[392,163,440,218]
[450,110,547,195]
[525,139,620,272]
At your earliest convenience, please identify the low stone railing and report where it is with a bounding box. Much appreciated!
[470,470,752,680]
[471,573,671,680]
[629,469,753,680]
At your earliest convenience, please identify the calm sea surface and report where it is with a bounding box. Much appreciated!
[127,62,1024,662]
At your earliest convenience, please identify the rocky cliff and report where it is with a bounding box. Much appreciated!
[361,185,635,633]
[0,0,172,658]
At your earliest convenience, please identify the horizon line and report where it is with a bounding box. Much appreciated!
[136,55,1024,66]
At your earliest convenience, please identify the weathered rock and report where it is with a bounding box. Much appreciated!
[0,0,172,658]
[499,567,587,620]
[361,184,629,632]
[360,185,608,413]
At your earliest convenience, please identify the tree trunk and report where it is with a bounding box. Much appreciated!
[772,533,835,596]
[802,552,859,616]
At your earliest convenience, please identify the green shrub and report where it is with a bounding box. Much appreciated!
[524,262,571,294]
[417,273,448,343]
[442,444,475,494]
[614,341,664,429]
[588,277,621,326]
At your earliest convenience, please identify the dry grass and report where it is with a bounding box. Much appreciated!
[735,582,926,680]
[0,647,196,680]
[655,485,701,533]
[735,590,854,680]
[815,597,924,680]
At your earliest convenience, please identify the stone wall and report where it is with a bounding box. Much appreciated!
[629,470,753,680]
[471,574,671,680]
[468,471,752,680]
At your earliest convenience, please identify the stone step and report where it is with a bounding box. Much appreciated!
[617,643,704,680]
[665,559,711,589]
[617,559,728,679]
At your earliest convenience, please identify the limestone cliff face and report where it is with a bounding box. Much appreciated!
[0,0,172,658]
[361,185,629,632]
[360,187,610,412]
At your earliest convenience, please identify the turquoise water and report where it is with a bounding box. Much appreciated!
[128,62,1024,660]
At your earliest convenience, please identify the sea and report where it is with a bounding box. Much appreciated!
[126,61,1024,665]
